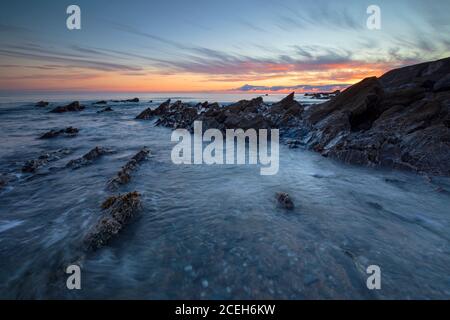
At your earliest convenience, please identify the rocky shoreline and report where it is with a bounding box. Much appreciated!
[134,57,450,177]
[9,56,447,253]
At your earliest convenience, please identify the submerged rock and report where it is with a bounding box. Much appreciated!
[66,146,113,169]
[39,127,79,139]
[84,191,142,250]
[276,192,294,210]
[35,101,49,107]
[22,149,72,173]
[107,147,150,190]
[97,107,113,113]
[50,101,85,113]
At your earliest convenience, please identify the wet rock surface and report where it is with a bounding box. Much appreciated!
[142,94,304,134]
[97,107,113,113]
[22,149,72,173]
[35,101,49,107]
[50,101,85,113]
[39,127,79,139]
[276,192,295,210]
[84,191,142,251]
[300,57,450,176]
[107,147,150,190]
[66,146,113,169]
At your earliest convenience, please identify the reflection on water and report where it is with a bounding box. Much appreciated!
[0,97,449,299]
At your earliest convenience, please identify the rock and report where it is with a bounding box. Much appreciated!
[97,107,113,113]
[50,101,85,113]
[22,149,72,173]
[84,191,142,250]
[154,101,198,129]
[276,192,294,210]
[136,108,153,120]
[111,98,139,103]
[433,74,450,92]
[299,57,450,176]
[66,146,113,169]
[35,101,49,107]
[39,127,79,139]
[107,147,150,190]
[94,100,107,105]
[304,90,340,100]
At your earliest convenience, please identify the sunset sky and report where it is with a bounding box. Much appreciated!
[1,0,450,93]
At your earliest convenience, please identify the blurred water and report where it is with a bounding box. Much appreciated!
[0,96,449,299]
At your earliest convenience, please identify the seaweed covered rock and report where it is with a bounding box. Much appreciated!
[50,101,85,113]
[22,149,72,173]
[39,127,79,139]
[107,147,150,190]
[66,146,113,169]
[84,191,142,250]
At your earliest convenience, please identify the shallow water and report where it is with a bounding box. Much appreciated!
[0,96,449,299]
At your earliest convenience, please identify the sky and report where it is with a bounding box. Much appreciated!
[0,0,449,93]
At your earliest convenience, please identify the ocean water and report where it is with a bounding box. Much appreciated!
[0,94,449,299]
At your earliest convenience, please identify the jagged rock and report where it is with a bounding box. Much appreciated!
[300,57,450,176]
[97,107,113,113]
[39,127,79,139]
[35,101,49,107]
[50,101,85,113]
[155,101,199,129]
[22,149,72,173]
[136,108,153,120]
[84,191,142,250]
[107,147,150,190]
[276,192,294,210]
[136,99,171,120]
[66,146,113,169]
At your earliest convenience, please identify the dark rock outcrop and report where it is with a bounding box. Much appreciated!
[22,149,72,173]
[139,95,304,135]
[84,191,142,250]
[107,147,150,190]
[39,127,79,139]
[112,98,139,103]
[301,57,450,176]
[136,99,171,120]
[94,100,107,105]
[276,192,294,210]
[50,101,85,113]
[35,101,49,107]
[66,146,113,169]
